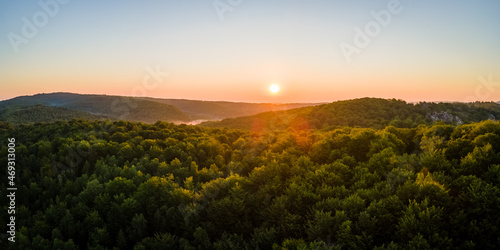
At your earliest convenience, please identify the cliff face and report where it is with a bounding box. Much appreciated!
[426,111,463,124]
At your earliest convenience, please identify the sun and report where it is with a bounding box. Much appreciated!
[269,84,280,94]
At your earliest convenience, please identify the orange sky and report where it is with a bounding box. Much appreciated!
[1,1,499,103]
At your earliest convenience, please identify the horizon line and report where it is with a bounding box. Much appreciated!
[1,91,499,105]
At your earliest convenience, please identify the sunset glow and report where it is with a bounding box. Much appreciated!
[0,1,499,103]
[269,84,280,94]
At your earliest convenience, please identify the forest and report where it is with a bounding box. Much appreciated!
[0,93,316,125]
[1,114,499,249]
[203,98,500,130]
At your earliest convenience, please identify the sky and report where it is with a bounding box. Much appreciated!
[1,0,499,103]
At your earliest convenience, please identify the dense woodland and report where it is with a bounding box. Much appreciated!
[203,98,500,130]
[0,95,191,124]
[3,94,500,127]
[0,93,316,124]
[1,114,499,249]
[0,105,106,125]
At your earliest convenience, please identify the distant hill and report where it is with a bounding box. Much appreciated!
[0,93,320,125]
[201,98,500,130]
[4,94,497,128]
[140,97,320,120]
[0,104,106,124]
[0,93,190,124]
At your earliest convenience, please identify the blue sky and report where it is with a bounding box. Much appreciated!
[1,0,499,103]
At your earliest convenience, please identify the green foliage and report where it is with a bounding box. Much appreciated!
[0,92,318,125]
[1,119,500,249]
[0,104,105,125]
[203,98,500,131]
[0,93,191,124]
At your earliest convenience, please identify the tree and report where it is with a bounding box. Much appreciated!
[129,213,148,243]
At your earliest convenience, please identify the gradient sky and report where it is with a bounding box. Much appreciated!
[1,0,499,103]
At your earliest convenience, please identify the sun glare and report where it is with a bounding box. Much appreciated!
[269,84,280,94]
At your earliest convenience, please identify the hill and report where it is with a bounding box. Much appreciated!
[0,104,106,124]
[201,98,500,130]
[140,97,320,120]
[0,93,320,125]
[0,93,191,124]
[3,94,498,128]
